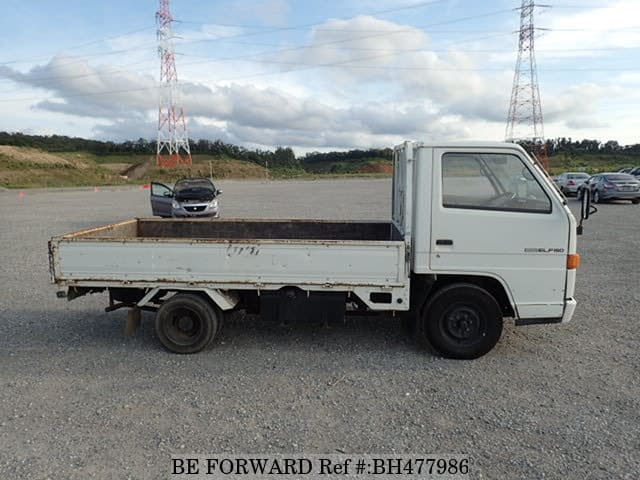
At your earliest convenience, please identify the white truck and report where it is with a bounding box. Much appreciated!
[49,142,589,359]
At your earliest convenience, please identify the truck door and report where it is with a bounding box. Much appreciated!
[429,148,570,319]
[150,182,174,218]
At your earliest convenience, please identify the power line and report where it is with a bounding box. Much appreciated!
[0,25,156,66]
[5,32,640,99]
[2,28,638,96]
[0,6,512,73]
[1,4,636,103]
[0,8,517,90]
[1,61,638,105]
[174,0,452,28]
[5,23,637,91]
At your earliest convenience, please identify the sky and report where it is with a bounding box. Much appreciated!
[0,0,638,153]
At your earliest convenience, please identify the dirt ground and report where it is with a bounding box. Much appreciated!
[0,179,638,479]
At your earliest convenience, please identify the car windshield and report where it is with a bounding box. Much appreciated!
[604,174,635,182]
[174,179,215,192]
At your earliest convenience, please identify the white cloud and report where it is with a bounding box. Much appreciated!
[537,1,640,59]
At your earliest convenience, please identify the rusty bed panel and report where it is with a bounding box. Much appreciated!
[61,218,402,242]
[138,219,402,241]
[60,219,138,239]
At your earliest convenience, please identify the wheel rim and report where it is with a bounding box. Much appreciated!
[165,306,203,346]
[441,304,485,345]
[594,191,599,202]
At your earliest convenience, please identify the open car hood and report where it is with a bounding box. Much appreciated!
[175,189,215,202]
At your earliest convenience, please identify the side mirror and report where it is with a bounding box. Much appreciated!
[163,191,174,198]
[577,189,596,235]
[581,189,591,221]
[216,189,223,196]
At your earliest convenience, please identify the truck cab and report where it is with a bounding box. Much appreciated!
[386,142,578,358]
[395,142,576,320]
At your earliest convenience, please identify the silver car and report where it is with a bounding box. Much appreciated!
[150,178,222,218]
[584,173,640,204]
[554,172,590,196]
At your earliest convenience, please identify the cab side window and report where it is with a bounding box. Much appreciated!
[441,152,552,213]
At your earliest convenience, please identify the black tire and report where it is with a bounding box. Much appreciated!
[632,198,640,204]
[593,190,600,204]
[155,294,219,354]
[417,284,503,359]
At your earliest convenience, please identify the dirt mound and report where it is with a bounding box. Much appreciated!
[121,157,155,180]
[143,158,268,182]
[0,145,80,167]
[205,158,267,178]
[356,162,393,174]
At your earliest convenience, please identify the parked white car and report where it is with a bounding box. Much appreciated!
[554,172,590,196]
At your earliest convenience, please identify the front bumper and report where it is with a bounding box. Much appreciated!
[172,202,219,218]
[515,298,577,326]
[173,210,219,218]
[561,298,577,323]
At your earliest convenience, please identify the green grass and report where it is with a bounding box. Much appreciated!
[302,156,391,174]
[548,152,640,175]
[55,152,150,165]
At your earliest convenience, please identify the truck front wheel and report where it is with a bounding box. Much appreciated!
[418,284,503,359]
[155,294,219,354]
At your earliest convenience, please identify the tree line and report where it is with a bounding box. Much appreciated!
[540,138,640,155]
[1,131,639,163]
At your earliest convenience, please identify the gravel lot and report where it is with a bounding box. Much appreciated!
[0,179,638,479]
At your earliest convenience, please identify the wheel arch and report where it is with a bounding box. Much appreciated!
[136,287,239,311]
[412,273,516,318]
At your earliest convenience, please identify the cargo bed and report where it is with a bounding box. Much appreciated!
[49,219,408,298]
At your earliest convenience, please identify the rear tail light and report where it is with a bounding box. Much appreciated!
[603,183,615,189]
[567,180,575,186]
[567,254,581,270]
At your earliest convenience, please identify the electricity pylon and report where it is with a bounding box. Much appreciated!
[156,0,192,168]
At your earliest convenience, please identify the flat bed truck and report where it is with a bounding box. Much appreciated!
[49,142,585,359]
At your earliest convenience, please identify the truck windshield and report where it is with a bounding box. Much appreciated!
[442,152,552,213]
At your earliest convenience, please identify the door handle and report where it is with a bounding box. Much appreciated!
[436,239,453,246]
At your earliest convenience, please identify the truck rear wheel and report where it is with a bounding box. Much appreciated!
[418,284,503,359]
[155,294,219,354]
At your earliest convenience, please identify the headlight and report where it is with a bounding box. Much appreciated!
[208,200,218,209]
[171,200,180,209]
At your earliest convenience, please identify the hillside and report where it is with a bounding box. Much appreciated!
[2,139,639,189]
[0,146,126,189]
[0,145,392,189]
[0,148,270,188]
[547,152,640,175]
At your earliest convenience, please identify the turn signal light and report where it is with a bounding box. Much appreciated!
[567,254,581,270]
